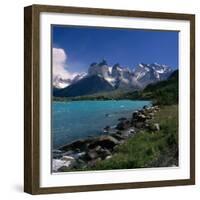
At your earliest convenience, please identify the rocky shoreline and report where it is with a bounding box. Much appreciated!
[53,105,160,172]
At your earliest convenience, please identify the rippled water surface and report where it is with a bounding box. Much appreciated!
[52,100,151,148]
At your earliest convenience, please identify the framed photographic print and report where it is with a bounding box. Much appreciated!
[24,4,195,194]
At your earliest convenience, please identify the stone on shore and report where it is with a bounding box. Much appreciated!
[105,155,112,160]
[116,120,130,130]
[88,158,102,167]
[110,132,125,140]
[132,111,139,119]
[88,135,120,150]
[137,114,147,122]
[148,123,160,132]
[53,156,76,172]
[121,127,136,138]
[118,117,127,121]
[103,125,110,133]
[53,149,64,159]
[86,150,99,160]
[59,138,92,151]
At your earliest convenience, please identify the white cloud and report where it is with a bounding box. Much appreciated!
[53,48,76,81]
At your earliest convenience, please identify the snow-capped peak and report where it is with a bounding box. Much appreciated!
[138,63,145,68]
[72,72,87,83]
[133,62,174,87]
[53,75,72,89]
[53,72,87,89]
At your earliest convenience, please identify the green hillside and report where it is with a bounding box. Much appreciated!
[122,70,178,105]
[142,70,178,105]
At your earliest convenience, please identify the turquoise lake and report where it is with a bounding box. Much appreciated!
[52,100,151,149]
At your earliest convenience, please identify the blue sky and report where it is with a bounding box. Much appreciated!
[52,25,178,75]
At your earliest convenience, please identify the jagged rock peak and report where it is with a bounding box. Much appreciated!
[88,59,110,77]
[99,59,108,66]
[90,62,98,67]
[113,63,121,68]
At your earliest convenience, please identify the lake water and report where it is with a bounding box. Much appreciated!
[52,100,151,149]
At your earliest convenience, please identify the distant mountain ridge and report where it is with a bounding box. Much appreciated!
[53,60,175,97]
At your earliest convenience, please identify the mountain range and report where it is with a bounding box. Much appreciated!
[53,60,174,97]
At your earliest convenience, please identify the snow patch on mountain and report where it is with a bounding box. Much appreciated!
[104,76,116,87]
[53,73,87,89]
[53,75,72,89]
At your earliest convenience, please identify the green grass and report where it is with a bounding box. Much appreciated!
[87,105,178,170]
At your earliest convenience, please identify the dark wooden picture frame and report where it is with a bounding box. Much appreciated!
[24,4,195,195]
